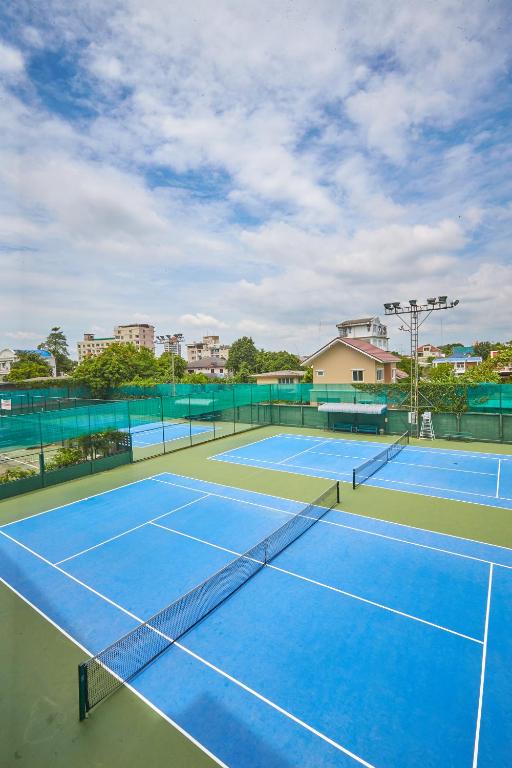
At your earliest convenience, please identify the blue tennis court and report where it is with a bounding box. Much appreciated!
[127,421,213,447]
[1,473,511,766]
[212,433,512,511]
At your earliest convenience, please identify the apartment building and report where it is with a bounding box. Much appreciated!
[186,335,230,363]
[77,324,155,362]
[114,324,155,351]
[336,317,389,350]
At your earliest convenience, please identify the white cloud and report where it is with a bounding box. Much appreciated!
[180,314,228,329]
[0,42,24,75]
[0,1,510,354]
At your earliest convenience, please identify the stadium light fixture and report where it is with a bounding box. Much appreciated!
[383,295,459,437]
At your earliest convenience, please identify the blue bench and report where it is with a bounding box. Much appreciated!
[355,424,379,435]
[331,423,354,433]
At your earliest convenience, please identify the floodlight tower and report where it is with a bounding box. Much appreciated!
[383,298,460,436]
[156,333,184,394]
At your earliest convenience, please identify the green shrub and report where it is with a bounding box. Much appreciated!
[0,466,37,484]
[45,447,84,470]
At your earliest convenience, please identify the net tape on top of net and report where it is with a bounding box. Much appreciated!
[78,479,339,719]
[352,431,409,489]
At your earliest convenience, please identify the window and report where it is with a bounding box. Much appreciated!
[376,368,384,381]
[352,370,364,382]
[220,369,223,373]
[316,369,325,377]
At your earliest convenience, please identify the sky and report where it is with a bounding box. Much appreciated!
[0,1,511,359]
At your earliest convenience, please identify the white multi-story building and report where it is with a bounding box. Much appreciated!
[336,317,389,350]
[77,324,155,362]
[186,335,230,363]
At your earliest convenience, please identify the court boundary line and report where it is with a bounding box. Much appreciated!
[496,460,501,499]
[472,563,493,768]
[155,471,512,554]
[309,449,497,476]
[215,453,501,499]
[151,476,512,567]
[211,454,512,508]
[261,432,511,460]
[0,531,377,768]
[278,439,334,465]
[0,477,152,529]
[0,577,229,768]
[54,494,211,566]
[151,520,483,643]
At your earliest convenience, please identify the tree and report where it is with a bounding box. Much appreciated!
[231,362,252,383]
[473,341,494,361]
[255,350,302,373]
[303,366,313,383]
[6,351,53,381]
[38,327,75,375]
[426,363,457,382]
[227,337,258,374]
[72,343,161,396]
[181,372,211,384]
[157,352,187,382]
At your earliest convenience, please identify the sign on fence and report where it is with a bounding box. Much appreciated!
[1,399,12,411]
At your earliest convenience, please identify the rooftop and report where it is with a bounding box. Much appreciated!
[337,317,376,327]
[186,357,227,369]
[302,336,400,366]
[251,370,305,379]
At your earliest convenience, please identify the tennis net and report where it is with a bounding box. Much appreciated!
[78,480,340,720]
[352,431,409,489]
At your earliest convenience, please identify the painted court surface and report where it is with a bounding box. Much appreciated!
[1,472,511,767]
[128,421,213,447]
[212,433,512,511]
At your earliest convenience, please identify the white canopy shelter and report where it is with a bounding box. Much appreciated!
[318,402,386,415]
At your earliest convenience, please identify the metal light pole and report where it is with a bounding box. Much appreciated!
[384,297,459,437]
[155,333,184,395]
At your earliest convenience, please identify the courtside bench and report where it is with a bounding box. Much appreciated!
[443,432,473,442]
[354,424,379,435]
[331,423,354,433]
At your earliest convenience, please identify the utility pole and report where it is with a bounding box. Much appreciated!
[384,297,459,437]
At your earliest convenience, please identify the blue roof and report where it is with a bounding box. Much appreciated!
[433,356,482,364]
[23,349,53,358]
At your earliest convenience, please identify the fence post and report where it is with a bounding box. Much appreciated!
[39,452,45,488]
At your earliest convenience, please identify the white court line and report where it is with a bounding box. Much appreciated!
[212,452,354,478]
[54,494,211,565]
[151,521,483,643]
[151,477,306,516]
[370,475,512,502]
[472,564,493,768]
[310,450,496,476]
[0,477,152,530]
[1,531,376,768]
[152,470,512,556]
[152,474,512,566]
[271,433,510,461]
[496,460,501,499]
[0,577,229,768]
[278,439,334,465]
[224,453,507,502]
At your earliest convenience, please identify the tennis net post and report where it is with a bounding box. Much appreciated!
[78,480,339,721]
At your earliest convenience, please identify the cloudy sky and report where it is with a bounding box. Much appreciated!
[1,1,511,358]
